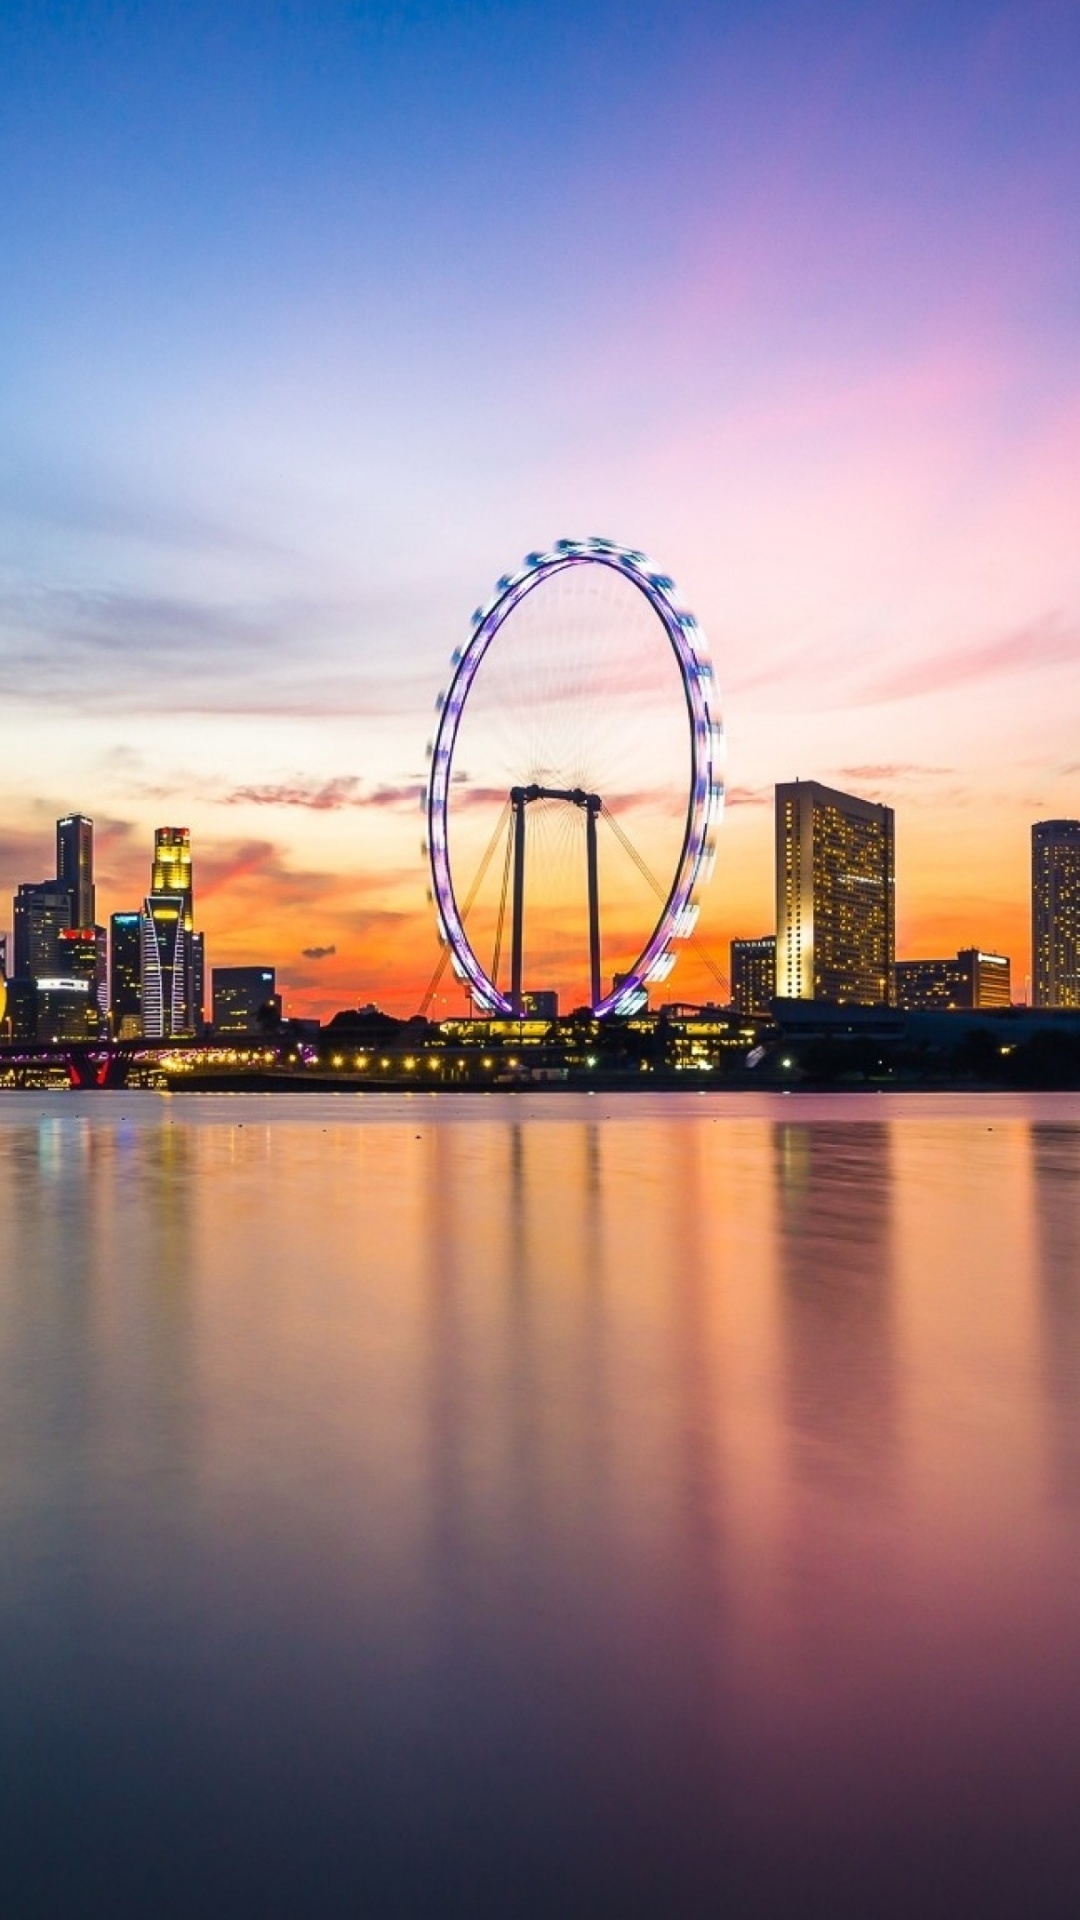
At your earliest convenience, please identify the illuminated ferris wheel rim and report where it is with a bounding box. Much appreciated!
[425,537,724,1016]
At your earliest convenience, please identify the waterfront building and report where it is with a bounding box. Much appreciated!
[1032,819,1080,1008]
[12,883,72,978]
[141,895,191,1039]
[3,976,37,1040]
[36,975,97,1043]
[192,931,206,1035]
[523,990,558,1020]
[110,912,143,1037]
[775,780,895,1005]
[142,827,201,1037]
[56,815,95,928]
[896,948,1011,1011]
[212,966,280,1034]
[57,926,107,1031]
[730,935,776,1017]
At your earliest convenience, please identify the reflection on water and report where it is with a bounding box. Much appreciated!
[3,1091,1080,1917]
[1032,1126,1080,1504]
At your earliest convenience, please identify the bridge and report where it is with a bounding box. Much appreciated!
[0,1037,298,1091]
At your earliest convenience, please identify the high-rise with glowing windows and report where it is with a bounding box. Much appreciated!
[1032,820,1080,1008]
[776,780,895,1005]
[141,827,197,1038]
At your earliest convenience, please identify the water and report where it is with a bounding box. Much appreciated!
[3,1090,1080,1918]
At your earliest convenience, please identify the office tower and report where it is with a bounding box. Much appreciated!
[0,931,7,977]
[152,827,193,905]
[1032,820,1080,1008]
[58,925,106,1015]
[36,925,102,1041]
[110,912,143,1037]
[143,827,198,1038]
[895,949,1011,1011]
[4,975,36,1040]
[13,882,72,978]
[141,896,190,1039]
[212,967,280,1034]
[730,935,776,1017]
[775,780,895,1005]
[191,931,206,1035]
[56,814,95,928]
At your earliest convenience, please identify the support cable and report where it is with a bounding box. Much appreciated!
[599,805,730,999]
[491,805,515,988]
[419,800,511,1016]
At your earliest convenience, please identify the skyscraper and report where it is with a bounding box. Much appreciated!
[56,814,95,928]
[776,780,895,1005]
[141,827,199,1038]
[13,883,72,978]
[141,896,189,1039]
[152,827,193,904]
[110,912,143,1037]
[1032,820,1080,1008]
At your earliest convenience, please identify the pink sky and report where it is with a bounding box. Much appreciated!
[1,1,1078,1012]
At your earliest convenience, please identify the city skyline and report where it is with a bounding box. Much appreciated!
[2,3,1079,1013]
[9,788,1080,1035]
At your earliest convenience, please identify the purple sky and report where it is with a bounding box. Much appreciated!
[1,0,1078,1009]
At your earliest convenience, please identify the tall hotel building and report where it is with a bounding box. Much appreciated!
[1032,820,1080,1008]
[776,780,895,1005]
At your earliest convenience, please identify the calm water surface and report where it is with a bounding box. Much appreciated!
[3,1090,1080,1917]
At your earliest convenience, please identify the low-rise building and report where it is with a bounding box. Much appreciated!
[895,948,1011,1011]
[212,967,281,1034]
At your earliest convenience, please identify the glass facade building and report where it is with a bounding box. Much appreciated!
[13,883,72,978]
[142,828,201,1038]
[1032,820,1080,1009]
[212,967,280,1034]
[141,896,190,1040]
[110,912,143,1037]
[776,781,895,1005]
[56,815,95,929]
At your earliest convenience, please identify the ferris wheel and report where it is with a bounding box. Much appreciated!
[423,538,723,1017]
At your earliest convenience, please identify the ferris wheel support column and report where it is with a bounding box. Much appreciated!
[586,796,601,1013]
[510,787,527,1016]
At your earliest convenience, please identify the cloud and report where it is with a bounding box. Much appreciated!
[0,583,439,718]
[225,777,365,810]
[301,944,337,960]
[837,763,953,782]
[866,614,1079,703]
[220,776,430,812]
[724,784,772,806]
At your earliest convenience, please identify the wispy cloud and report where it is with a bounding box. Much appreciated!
[866,614,1079,703]
[0,583,438,718]
[725,784,772,806]
[837,763,953,782]
[301,944,337,960]
[224,777,365,810]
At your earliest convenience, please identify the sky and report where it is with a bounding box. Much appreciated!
[1,0,1079,1014]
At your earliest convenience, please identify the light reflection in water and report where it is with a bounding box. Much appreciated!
[1,1091,1080,1918]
